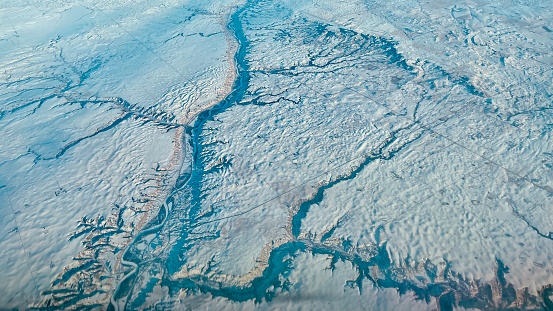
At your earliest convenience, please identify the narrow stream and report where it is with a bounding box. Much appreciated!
[107,1,552,310]
[108,2,254,309]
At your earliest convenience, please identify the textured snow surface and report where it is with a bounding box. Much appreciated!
[1,0,553,310]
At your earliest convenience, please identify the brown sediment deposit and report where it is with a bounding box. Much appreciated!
[38,7,241,308]
[126,6,240,252]
[111,7,240,280]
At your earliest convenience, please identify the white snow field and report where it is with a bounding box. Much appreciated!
[1,0,552,310]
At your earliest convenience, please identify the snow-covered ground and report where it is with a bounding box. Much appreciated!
[1,0,552,309]
[0,0,238,308]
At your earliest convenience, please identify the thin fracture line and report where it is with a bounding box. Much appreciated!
[194,151,370,226]
[93,7,206,88]
[347,86,553,195]
[3,186,40,298]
